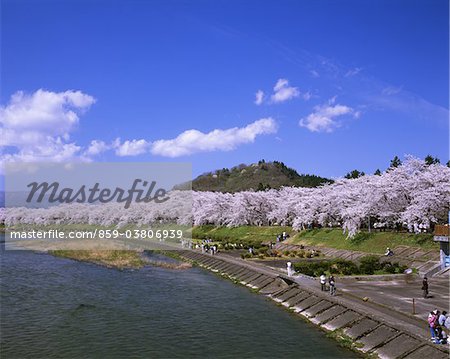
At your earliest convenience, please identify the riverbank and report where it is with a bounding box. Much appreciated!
[50,249,192,270]
[175,249,449,359]
[50,250,148,269]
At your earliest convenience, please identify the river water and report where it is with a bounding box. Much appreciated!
[1,249,357,358]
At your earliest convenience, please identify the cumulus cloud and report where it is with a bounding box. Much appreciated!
[85,140,110,156]
[299,100,359,133]
[0,89,95,148]
[151,118,278,157]
[254,90,264,105]
[1,137,83,163]
[270,78,300,103]
[0,89,96,162]
[115,139,150,157]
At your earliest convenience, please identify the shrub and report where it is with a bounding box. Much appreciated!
[293,261,331,277]
[359,255,382,275]
[383,263,397,274]
[332,259,359,275]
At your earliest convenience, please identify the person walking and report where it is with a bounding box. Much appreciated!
[329,275,336,296]
[422,276,429,298]
[287,261,293,277]
[320,273,327,291]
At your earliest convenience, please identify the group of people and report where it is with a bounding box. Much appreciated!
[200,239,218,255]
[276,231,289,242]
[320,273,336,296]
[428,309,449,344]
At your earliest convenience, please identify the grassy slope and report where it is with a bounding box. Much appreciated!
[291,228,437,254]
[193,226,438,254]
[192,225,293,243]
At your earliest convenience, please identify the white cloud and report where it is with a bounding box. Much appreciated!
[115,139,150,157]
[254,90,264,105]
[0,89,95,148]
[345,67,362,77]
[85,140,110,156]
[151,118,278,157]
[310,70,320,78]
[1,137,83,163]
[0,89,96,162]
[299,101,358,133]
[270,78,300,103]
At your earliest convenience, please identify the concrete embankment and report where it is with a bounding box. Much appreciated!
[175,250,449,359]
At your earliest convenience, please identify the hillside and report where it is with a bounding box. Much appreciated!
[181,160,332,192]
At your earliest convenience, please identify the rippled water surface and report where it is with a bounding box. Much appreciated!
[1,250,358,358]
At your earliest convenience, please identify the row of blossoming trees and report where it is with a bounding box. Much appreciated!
[2,157,449,238]
[193,157,450,237]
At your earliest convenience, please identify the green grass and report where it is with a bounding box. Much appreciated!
[192,225,438,254]
[50,250,147,269]
[192,225,293,243]
[290,228,437,254]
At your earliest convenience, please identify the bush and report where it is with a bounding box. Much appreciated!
[359,255,382,275]
[293,261,329,277]
[331,259,360,275]
[293,255,407,277]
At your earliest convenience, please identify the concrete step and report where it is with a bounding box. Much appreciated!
[259,278,287,294]
[374,333,421,359]
[284,291,311,308]
[322,310,361,331]
[292,295,320,313]
[301,300,334,318]
[310,305,347,324]
[344,318,379,339]
[402,344,449,359]
[356,325,399,352]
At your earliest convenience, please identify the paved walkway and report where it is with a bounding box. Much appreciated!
[181,249,449,358]
[216,251,448,342]
[338,276,450,321]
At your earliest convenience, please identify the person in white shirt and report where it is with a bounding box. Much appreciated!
[286,261,293,277]
[438,311,447,326]
[320,273,327,291]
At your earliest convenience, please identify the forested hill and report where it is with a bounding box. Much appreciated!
[177,160,332,192]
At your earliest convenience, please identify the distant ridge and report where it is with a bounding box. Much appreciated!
[174,160,332,192]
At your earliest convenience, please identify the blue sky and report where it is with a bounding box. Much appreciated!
[1,0,448,178]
